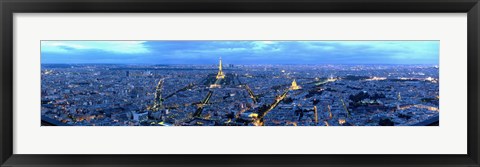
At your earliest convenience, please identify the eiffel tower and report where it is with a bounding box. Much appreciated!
[210,57,225,89]
[216,57,225,79]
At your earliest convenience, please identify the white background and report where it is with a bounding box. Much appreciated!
[13,13,467,154]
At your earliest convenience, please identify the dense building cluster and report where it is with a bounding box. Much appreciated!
[41,60,439,126]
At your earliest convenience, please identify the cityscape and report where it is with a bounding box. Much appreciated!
[41,41,439,126]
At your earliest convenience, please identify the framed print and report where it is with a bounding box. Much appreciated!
[1,0,479,167]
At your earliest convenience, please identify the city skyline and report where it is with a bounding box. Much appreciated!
[41,62,439,126]
[41,41,439,126]
[41,41,440,65]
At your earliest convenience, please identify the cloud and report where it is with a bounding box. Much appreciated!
[41,41,150,54]
[252,41,278,50]
[41,40,439,64]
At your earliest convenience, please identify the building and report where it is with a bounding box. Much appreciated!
[289,79,301,90]
[216,57,225,79]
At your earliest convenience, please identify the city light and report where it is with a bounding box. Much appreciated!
[41,43,440,126]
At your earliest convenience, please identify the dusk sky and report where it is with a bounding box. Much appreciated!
[41,41,439,65]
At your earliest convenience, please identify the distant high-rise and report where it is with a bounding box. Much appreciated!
[153,79,164,111]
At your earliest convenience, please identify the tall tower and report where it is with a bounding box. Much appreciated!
[153,79,164,111]
[216,57,225,79]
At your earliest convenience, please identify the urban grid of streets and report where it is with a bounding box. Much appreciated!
[41,58,439,126]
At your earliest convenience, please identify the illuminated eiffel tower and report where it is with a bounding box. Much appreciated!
[216,57,225,79]
[210,57,225,88]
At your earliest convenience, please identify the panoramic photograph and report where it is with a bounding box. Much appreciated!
[40,41,439,126]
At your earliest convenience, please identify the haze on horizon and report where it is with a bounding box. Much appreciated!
[41,41,440,65]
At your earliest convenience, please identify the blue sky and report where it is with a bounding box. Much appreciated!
[41,41,439,65]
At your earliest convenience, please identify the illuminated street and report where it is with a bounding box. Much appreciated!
[41,41,439,126]
[41,58,439,126]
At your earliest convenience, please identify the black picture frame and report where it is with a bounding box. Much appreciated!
[1,0,479,166]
